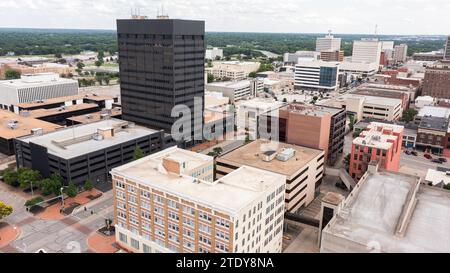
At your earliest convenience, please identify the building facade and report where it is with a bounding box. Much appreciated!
[422,62,450,99]
[117,19,205,143]
[393,44,408,63]
[111,147,286,253]
[294,61,339,91]
[0,73,79,110]
[316,33,341,52]
[14,119,166,187]
[206,79,263,103]
[416,116,449,155]
[351,39,382,64]
[444,35,450,60]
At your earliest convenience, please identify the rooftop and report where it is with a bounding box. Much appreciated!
[18,119,160,159]
[322,170,450,253]
[425,169,450,186]
[353,122,404,150]
[418,116,449,131]
[0,110,62,140]
[281,103,344,117]
[418,106,450,118]
[24,103,99,119]
[218,139,323,177]
[206,80,251,89]
[16,93,117,109]
[343,94,402,107]
[112,147,285,215]
[66,108,122,124]
[0,73,77,88]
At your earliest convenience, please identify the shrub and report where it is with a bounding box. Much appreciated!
[25,197,44,207]
[66,182,77,198]
[84,180,94,191]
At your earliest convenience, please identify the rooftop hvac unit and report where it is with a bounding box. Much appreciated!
[93,134,104,141]
[31,128,43,135]
[276,148,296,162]
[7,123,18,130]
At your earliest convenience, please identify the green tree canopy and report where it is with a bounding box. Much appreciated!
[401,108,418,123]
[17,168,41,189]
[133,146,145,160]
[3,169,19,187]
[4,69,21,80]
[84,179,94,191]
[66,182,77,198]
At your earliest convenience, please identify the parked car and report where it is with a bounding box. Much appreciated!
[438,157,447,163]
[404,150,411,155]
[432,159,443,164]
[424,154,433,160]
[411,151,418,156]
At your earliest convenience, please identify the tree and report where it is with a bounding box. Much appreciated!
[207,74,215,83]
[248,72,257,78]
[444,183,450,191]
[104,77,110,85]
[0,202,13,220]
[95,60,103,67]
[133,146,145,160]
[40,178,55,196]
[4,69,21,80]
[353,128,363,138]
[212,147,223,156]
[17,168,41,189]
[50,173,63,195]
[54,53,62,58]
[401,108,418,123]
[76,62,85,70]
[349,115,357,131]
[257,63,274,72]
[3,169,19,187]
[97,51,105,60]
[66,182,77,198]
[84,179,94,191]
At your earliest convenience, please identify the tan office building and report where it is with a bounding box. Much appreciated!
[112,147,286,253]
[216,140,325,212]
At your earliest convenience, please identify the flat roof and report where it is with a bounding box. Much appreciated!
[18,119,160,159]
[418,106,450,118]
[112,147,285,215]
[419,116,449,131]
[66,108,122,124]
[16,93,117,108]
[206,80,251,89]
[0,110,62,140]
[0,74,77,88]
[353,122,404,150]
[280,103,343,117]
[218,139,323,177]
[25,103,99,118]
[346,94,402,107]
[323,170,450,252]
[425,169,450,186]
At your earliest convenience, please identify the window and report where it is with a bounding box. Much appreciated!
[183,206,195,216]
[183,228,195,239]
[128,185,136,194]
[142,211,151,220]
[184,240,194,250]
[216,218,230,228]
[199,212,211,222]
[183,217,195,227]
[131,238,140,249]
[141,190,150,199]
[143,244,151,253]
[168,200,179,209]
[168,211,179,221]
[119,232,127,243]
[154,195,164,204]
[199,223,211,234]
[199,235,211,245]
[116,181,125,189]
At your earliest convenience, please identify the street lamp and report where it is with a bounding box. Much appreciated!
[60,186,68,211]
[30,181,34,197]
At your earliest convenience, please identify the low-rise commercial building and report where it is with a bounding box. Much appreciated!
[217,140,325,212]
[66,107,122,125]
[283,51,320,64]
[412,51,444,61]
[422,61,450,99]
[415,106,450,124]
[112,147,286,253]
[0,110,61,155]
[15,119,166,186]
[320,50,344,62]
[321,165,450,253]
[206,61,260,81]
[0,73,79,110]
[205,47,223,60]
[349,122,403,181]
[206,79,263,103]
[416,116,449,154]
[0,63,74,80]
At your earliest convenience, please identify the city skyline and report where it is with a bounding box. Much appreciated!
[0,0,450,35]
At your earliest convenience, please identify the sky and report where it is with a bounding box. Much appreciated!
[0,0,449,35]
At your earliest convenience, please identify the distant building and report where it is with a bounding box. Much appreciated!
[0,73,79,110]
[415,96,436,108]
[15,119,167,187]
[338,61,379,77]
[412,51,444,61]
[351,39,382,64]
[0,63,74,80]
[112,146,286,253]
[283,51,320,64]
[352,84,412,109]
[349,122,404,181]
[422,61,450,99]
[316,33,341,52]
[321,165,450,253]
[393,44,408,63]
[205,47,223,60]
[294,60,339,91]
[415,106,450,124]
[206,61,260,81]
[216,139,325,212]
[320,50,344,62]
[206,79,263,103]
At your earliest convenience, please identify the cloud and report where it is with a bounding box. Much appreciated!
[0,0,448,34]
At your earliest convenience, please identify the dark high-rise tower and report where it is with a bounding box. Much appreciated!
[117,18,205,145]
[444,35,450,60]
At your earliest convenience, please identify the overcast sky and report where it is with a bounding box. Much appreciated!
[0,0,449,35]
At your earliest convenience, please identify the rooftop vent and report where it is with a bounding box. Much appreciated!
[31,128,43,136]
[262,150,277,162]
[93,134,104,141]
